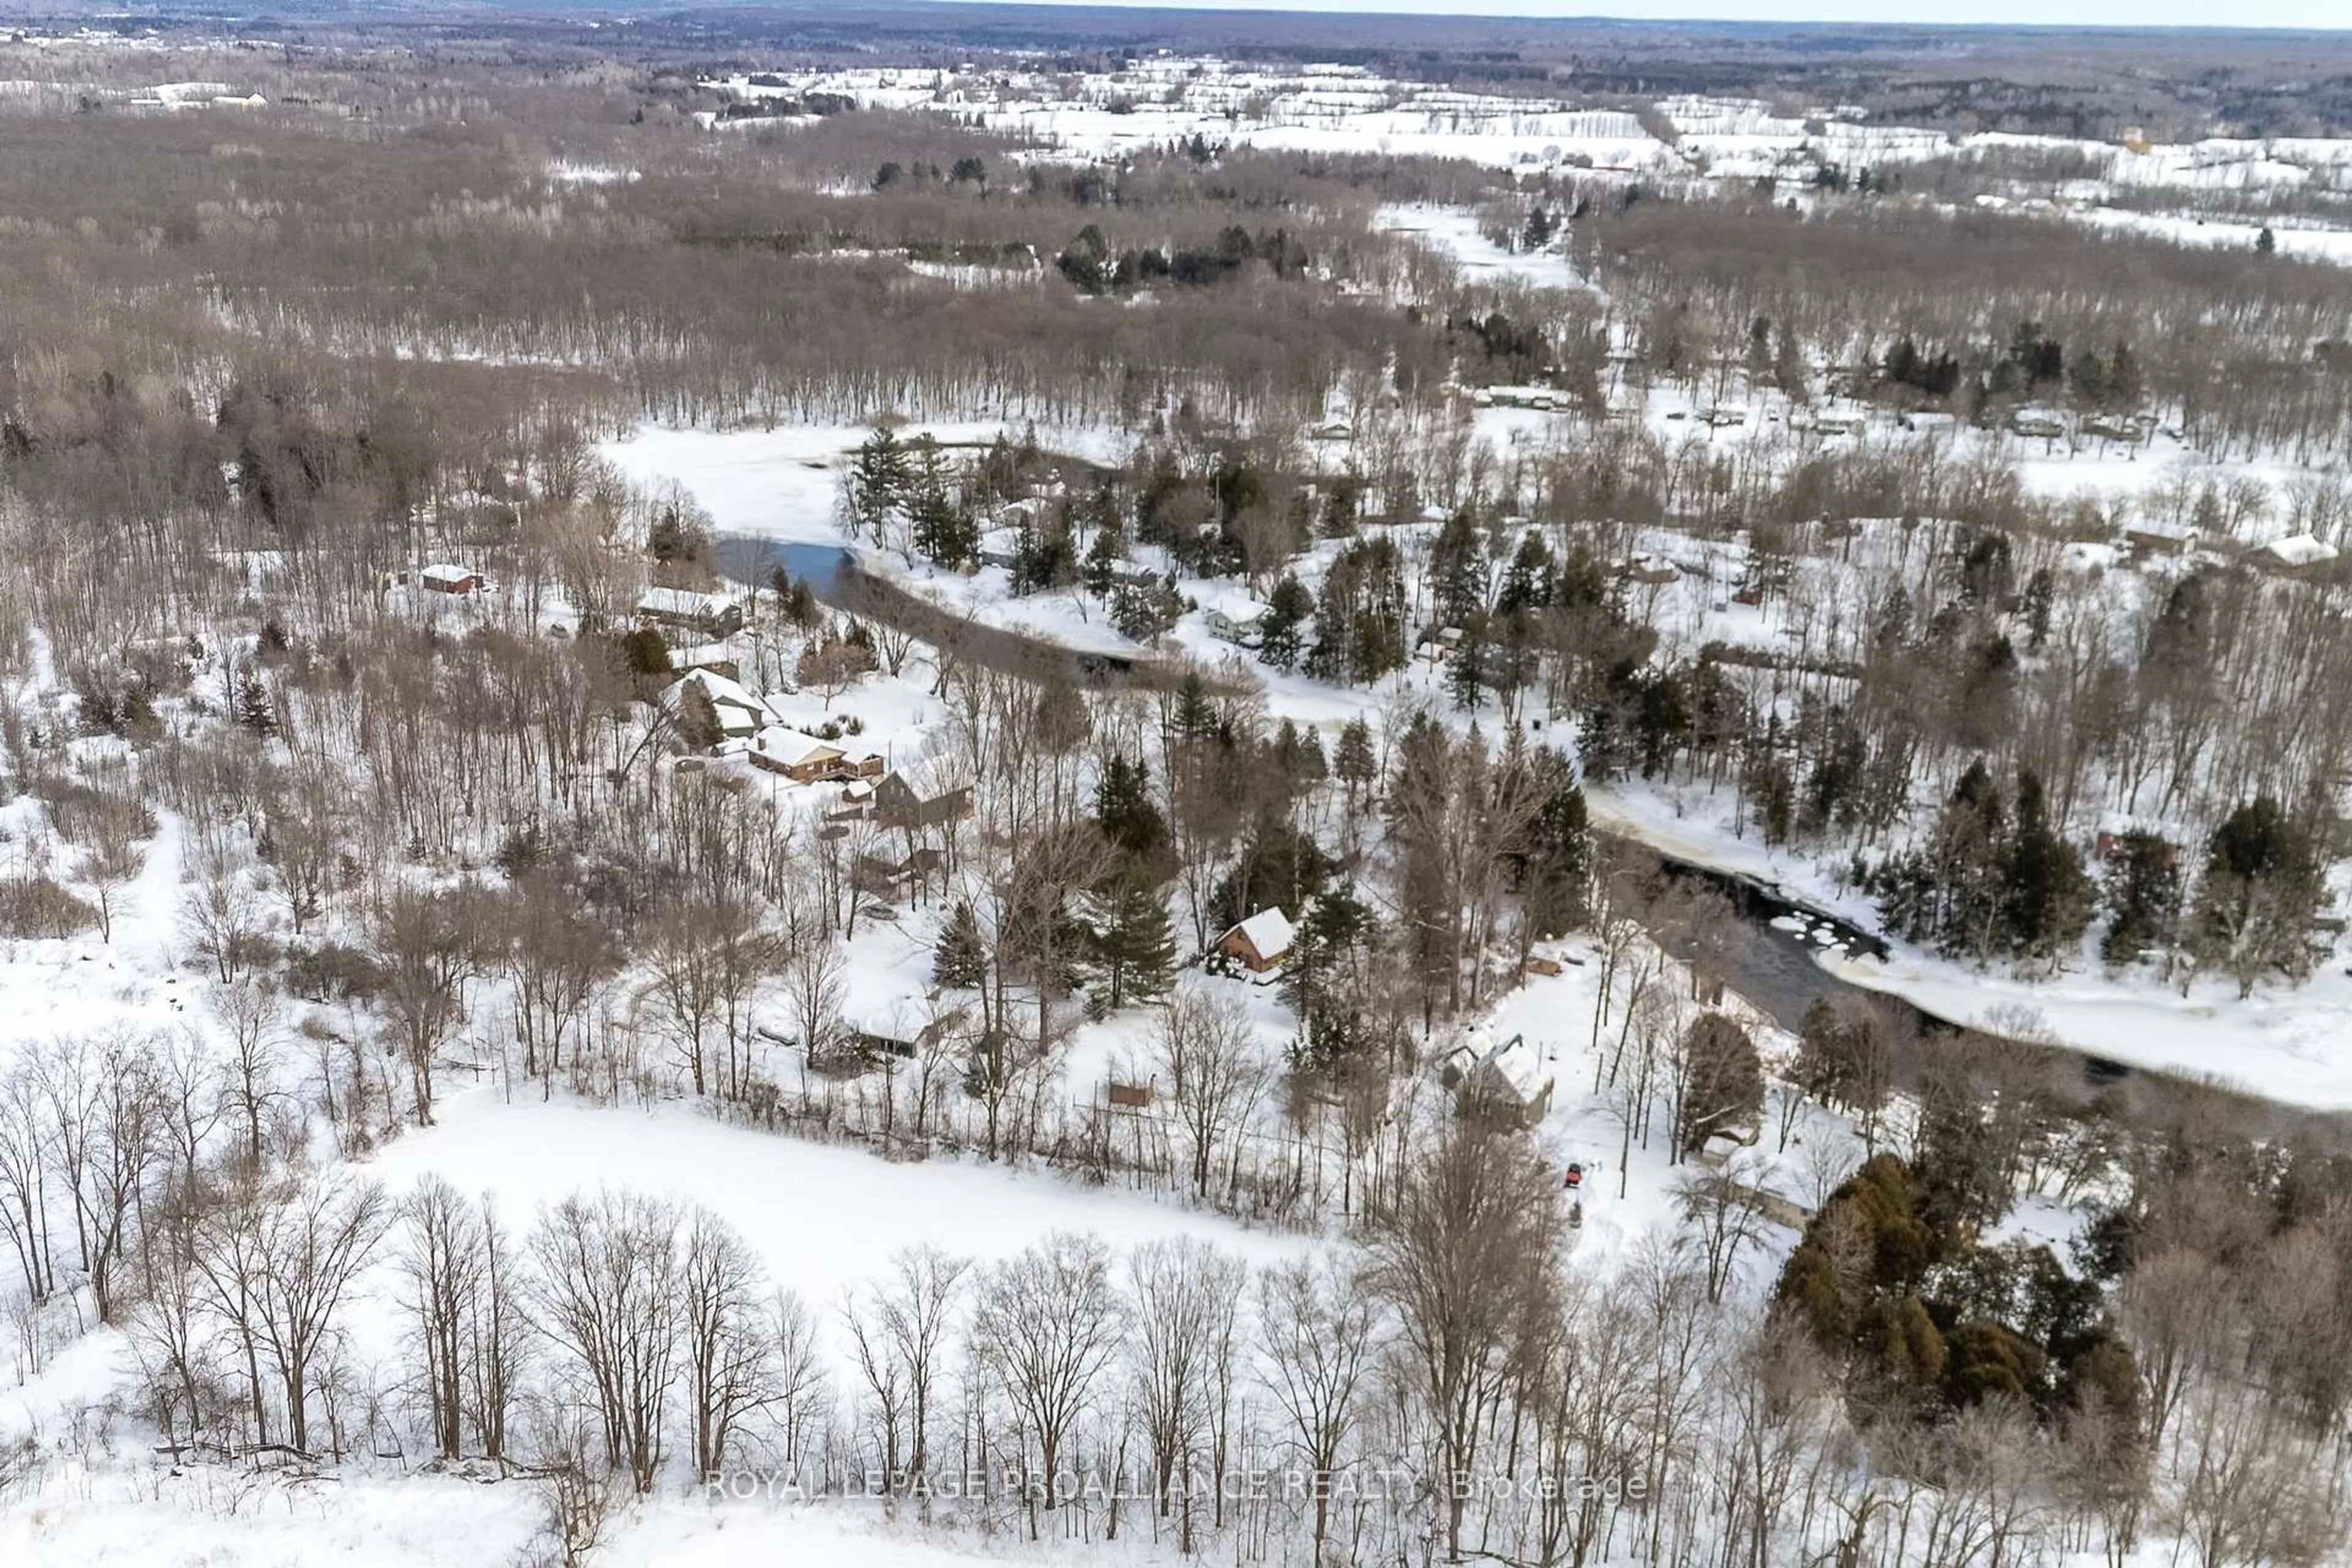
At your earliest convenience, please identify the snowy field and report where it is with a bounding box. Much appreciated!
[361,1090,1313,1321]
[707,62,2352,275]
[1372,204,1600,295]
[601,421,1121,549]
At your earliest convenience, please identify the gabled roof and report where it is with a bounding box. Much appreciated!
[639,586,741,619]
[661,669,768,738]
[1223,906,1295,959]
[1478,1033,1550,1104]
[663,667,763,713]
[753,725,845,769]
[1202,591,1270,624]
[2266,532,2337,568]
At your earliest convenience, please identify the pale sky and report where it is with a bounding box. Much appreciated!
[947,0,2346,27]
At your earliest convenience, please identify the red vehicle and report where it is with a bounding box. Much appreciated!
[1563,1162,1586,1191]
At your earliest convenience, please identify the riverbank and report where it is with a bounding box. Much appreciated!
[637,422,2348,1125]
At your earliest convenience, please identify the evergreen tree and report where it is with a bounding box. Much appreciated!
[1517,765,1591,938]
[1271,720,1328,797]
[233,666,277,737]
[1258,573,1314,671]
[1678,1013,1765,1158]
[619,627,673,678]
[850,427,911,545]
[1428,508,1487,630]
[932,900,987,990]
[1084,865,1177,1011]
[1080,520,1125,598]
[1928,760,2011,960]
[1496,531,1555,616]
[1335,717,1378,810]
[1212,816,1331,929]
[1057,224,1113,293]
[1170,673,1219,744]
[1110,578,1184,640]
[2019,567,2055,652]
[2002,771,2092,965]
[1306,537,1408,684]
[1280,880,1371,1037]
[2099,831,2182,967]
[1446,627,1486,712]
[2195,796,2325,995]
[907,441,974,566]
[1093,754,1169,872]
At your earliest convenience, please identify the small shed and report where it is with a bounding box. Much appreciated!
[976,527,1023,570]
[835,745,888,782]
[417,563,483,595]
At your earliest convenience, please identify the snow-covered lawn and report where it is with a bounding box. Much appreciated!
[598,421,1128,549]
[360,1090,1311,1322]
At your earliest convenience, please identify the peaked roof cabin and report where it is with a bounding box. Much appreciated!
[1216,907,1295,972]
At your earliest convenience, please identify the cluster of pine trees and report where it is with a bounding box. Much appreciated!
[1776,1155,2137,1425]
[1868,763,2092,971]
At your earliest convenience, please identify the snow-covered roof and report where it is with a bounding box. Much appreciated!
[639,586,741,619]
[1202,592,1269,624]
[753,726,845,768]
[2264,532,2338,567]
[670,643,736,670]
[1225,906,1294,959]
[661,669,768,737]
[418,562,476,586]
[665,667,763,713]
[1480,1033,1550,1104]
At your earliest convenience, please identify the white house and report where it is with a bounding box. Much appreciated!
[1203,594,1270,648]
[2265,532,2338,570]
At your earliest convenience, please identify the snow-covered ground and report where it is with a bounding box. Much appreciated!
[1373,204,1599,295]
[362,1090,1311,1323]
[603,387,2352,1111]
[709,59,1666,176]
